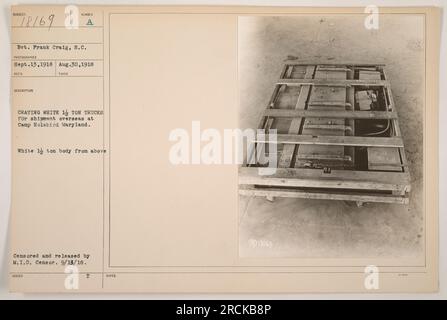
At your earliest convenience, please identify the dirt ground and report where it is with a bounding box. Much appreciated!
[238,15,425,258]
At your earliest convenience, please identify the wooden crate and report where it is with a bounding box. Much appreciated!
[239,63,411,205]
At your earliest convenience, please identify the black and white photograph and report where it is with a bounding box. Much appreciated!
[238,14,425,259]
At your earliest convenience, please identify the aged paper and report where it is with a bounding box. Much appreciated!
[9,5,440,292]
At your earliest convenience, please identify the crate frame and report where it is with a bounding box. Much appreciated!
[239,63,411,205]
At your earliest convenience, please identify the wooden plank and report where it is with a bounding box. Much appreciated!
[239,167,410,191]
[284,64,294,78]
[317,67,351,72]
[278,65,315,168]
[346,68,356,168]
[381,72,410,173]
[308,101,352,107]
[303,124,350,131]
[239,186,409,204]
[296,154,352,161]
[285,62,385,67]
[355,67,379,71]
[255,134,404,148]
[277,79,388,86]
[386,83,410,170]
[263,109,398,119]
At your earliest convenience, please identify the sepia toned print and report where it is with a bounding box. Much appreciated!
[9,6,439,293]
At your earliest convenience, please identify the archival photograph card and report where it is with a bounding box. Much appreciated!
[9,5,440,293]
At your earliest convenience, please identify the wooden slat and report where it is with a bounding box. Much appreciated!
[355,67,379,71]
[317,67,351,72]
[263,109,398,119]
[255,134,404,148]
[308,101,352,107]
[239,186,409,204]
[297,154,352,161]
[278,65,315,168]
[277,79,388,86]
[381,71,409,172]
[285,62,385,67]
[239,167,410,191]
[346,67,356,168]
[303,124,351,131]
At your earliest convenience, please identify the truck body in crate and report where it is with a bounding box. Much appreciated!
[239,63,411,205]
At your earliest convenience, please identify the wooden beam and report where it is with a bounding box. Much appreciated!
[285,62,385,67]
[308,101,352,107]
[346,68,356,168]
[239,186,409,204]
[263,109,398,119]
[238,167,410,191]
[255,134,404,148]
[317,67,351,72]
[277,79,388,87]
[297,154,352,161]
[278,65,315,168]
[303,124,352,131]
